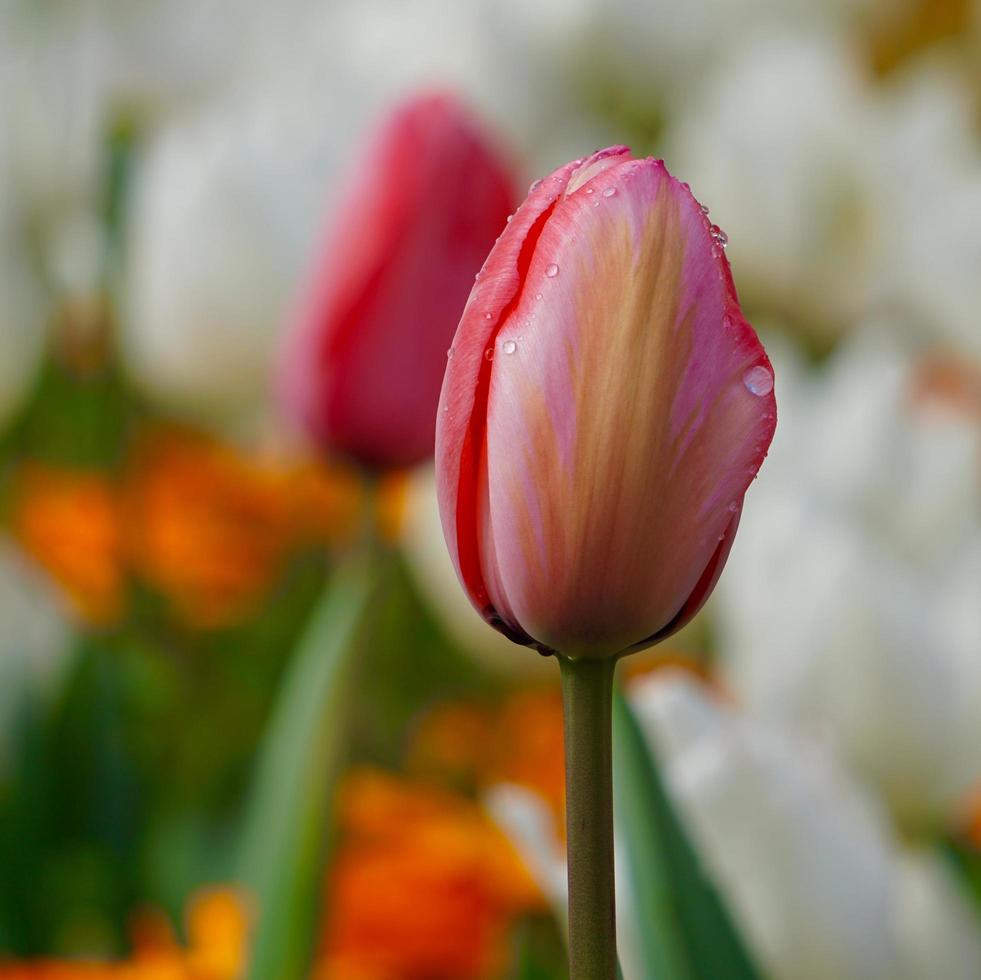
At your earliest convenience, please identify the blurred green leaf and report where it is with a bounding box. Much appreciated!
[509,914,568,980]
[613,689,762,980]
[238,546,381,980]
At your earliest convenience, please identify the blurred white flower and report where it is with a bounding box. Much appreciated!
[0,3,106,303]
[121,77,349,428]
[491,671,981,979]
[89,0,266,120]
[873,58,981,360]
[715,332,981,830]
[0,540,73,775]
[896,849,981,980]
[666,30,881,337]
[0,3,105,224]
[575,0,887,109]
[631,671,981,980]
[402,468,554,678]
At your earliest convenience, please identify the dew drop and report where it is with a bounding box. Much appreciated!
[585,187,595,195]
[728,501,739,513]
[502,339,517,355]
[535,292,542,300]
[529,178,543,193]
[710,224,729,247]
[484,347,494,361]
[602,186,617,197]
[699,203,710,215]
[447,347,455,359]
[506,214,513,223]
[743,365,773,397]
[484,312,493,320]
[545,263,559,278]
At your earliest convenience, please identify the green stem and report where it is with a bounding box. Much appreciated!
[560,655,618,980]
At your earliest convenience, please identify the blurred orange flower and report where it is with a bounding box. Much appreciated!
[123,430,411,627]
[318,769,544,980]
[124,431,303,628]
[10,465,125,626]
[5,427,412,631]
[0,888,248,980]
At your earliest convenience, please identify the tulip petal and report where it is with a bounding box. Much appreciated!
[477,157,775,656]
[437,152,631,642]
[283,93,515,468]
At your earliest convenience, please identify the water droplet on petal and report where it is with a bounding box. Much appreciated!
[728,501,739,513]
[699,203,710,215]
[506,214,513,223]
[535,293,542,300]
[502,339,517,355]
[602,186,617,198]
[743,365,773,396]
[710,224,729,247]
[484,312,493,320]
[484,347,494,361]
[585,187,594,195]
[529,178,543,193]
[447,347,455,359]
[545,263,559,278]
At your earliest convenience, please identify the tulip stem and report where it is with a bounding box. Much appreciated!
[560,655,618,980]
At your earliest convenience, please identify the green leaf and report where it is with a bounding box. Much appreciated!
[238,548,380,980]
[613,689,762,980]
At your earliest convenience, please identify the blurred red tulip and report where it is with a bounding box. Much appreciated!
[280,92,517,470]
[436,146,776,659]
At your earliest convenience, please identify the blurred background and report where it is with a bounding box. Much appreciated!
[1,0,980,977]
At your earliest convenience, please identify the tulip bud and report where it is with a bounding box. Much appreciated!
[279,92,517,470]
[436,146,776,659]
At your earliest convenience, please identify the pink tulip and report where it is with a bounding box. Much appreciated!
[436,146,776,659]
[280,93,517,470]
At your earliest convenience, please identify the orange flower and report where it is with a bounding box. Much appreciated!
[319,769,543,980]
[123,431,294,628]
[0,889,248,980]
[124,429,369,628]
[10,464,125,626]
[182,889,250,980]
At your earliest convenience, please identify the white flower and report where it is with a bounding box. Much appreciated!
[121,78,347,428]
[896,849,981,980]
[715,331,981,830]
[872,58,981,360]
[632,671,904,980]
[665,30,881,336]
[630,672,981,980]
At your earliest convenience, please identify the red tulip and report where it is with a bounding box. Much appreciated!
[280,93,517,470]
[436,146,776,659]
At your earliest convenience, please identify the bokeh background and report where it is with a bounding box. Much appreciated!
[1,0,980,977]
